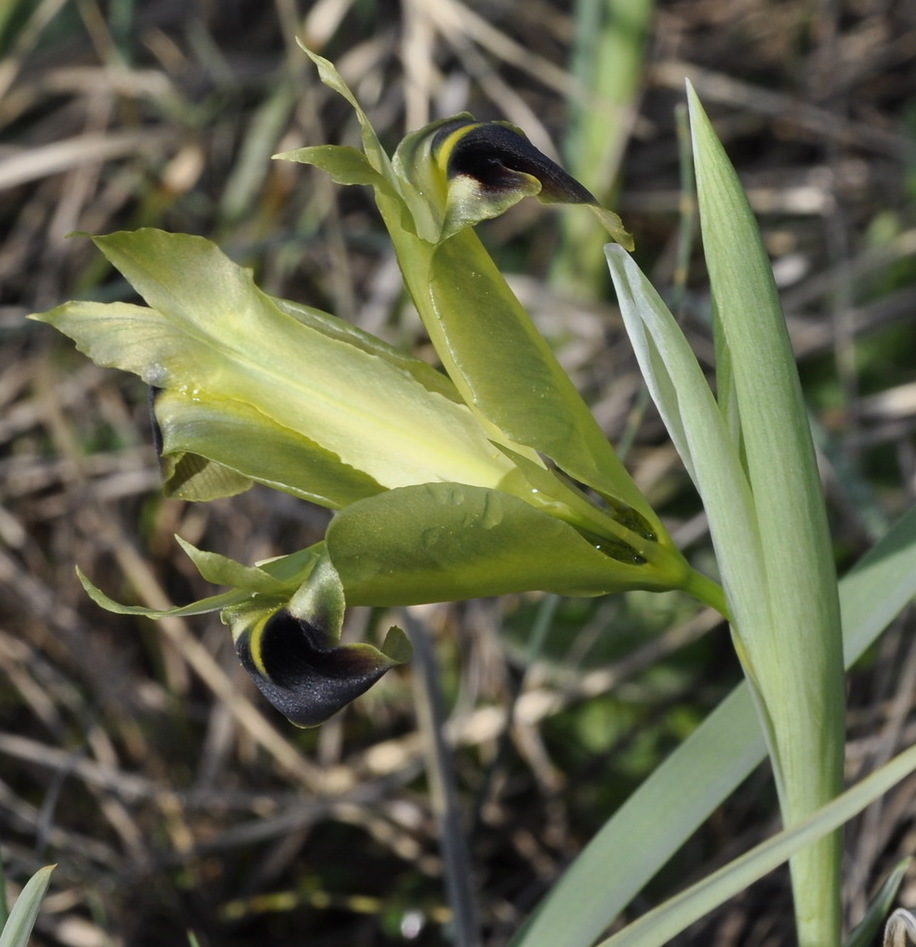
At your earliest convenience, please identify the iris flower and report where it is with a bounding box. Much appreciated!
[31,49,723,726]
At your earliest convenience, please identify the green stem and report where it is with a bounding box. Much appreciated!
[683,568,730,620]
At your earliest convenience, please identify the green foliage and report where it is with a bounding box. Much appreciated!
[694,84,844,944]
[510,504,916,947]
[25,43,916,947]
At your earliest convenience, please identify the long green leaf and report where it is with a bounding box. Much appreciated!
[688,83,846,945]
[509,503,916,947]
[605,244,763,633]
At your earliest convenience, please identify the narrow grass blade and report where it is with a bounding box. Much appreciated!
[845,858,911,947]
[508,684,762,947]
[0,864,54,947]
[599,745,916,947]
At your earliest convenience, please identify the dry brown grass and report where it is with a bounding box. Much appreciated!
[2,1,916,944]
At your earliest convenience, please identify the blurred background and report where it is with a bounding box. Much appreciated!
[2,0,915,944]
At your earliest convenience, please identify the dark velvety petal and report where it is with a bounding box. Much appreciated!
[235,610,401,727]
[433,120,597,204]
